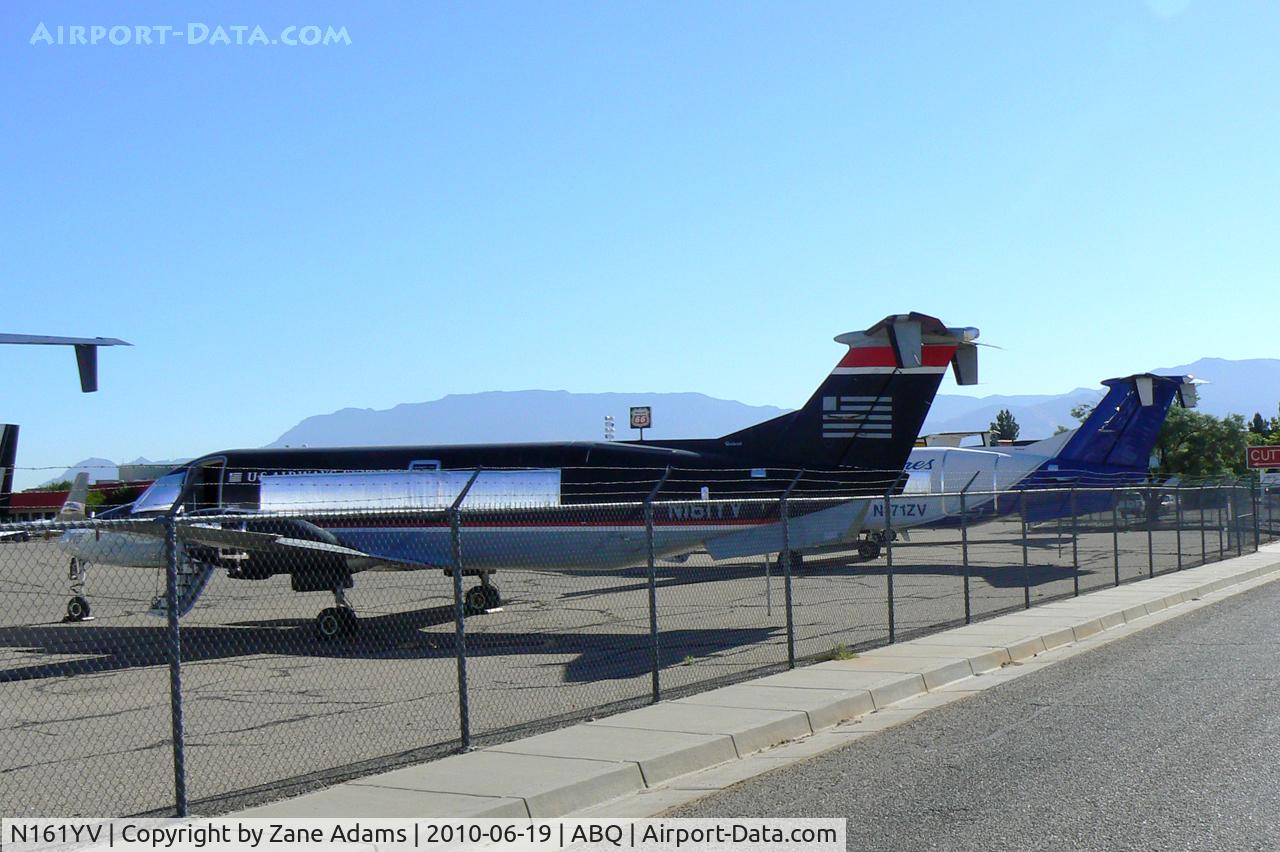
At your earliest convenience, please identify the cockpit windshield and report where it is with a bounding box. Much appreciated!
[133,470,187,514]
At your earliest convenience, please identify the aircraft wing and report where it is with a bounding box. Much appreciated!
[104,519,432,570]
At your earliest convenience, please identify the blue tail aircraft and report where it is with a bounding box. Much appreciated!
[837,373,1198,557]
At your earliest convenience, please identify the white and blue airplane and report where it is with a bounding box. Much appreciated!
[833,372,1199,558]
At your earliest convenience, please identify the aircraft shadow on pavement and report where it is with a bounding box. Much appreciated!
[0,607,778,685]
[590,553,1092,594]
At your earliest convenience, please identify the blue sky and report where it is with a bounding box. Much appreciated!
[2,1,1277,487]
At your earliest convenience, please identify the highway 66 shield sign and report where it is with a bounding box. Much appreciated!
[630,407,652,429]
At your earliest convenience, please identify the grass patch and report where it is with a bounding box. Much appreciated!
[824,643,857,661]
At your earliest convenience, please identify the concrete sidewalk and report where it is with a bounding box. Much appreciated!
[236,543,1280,820]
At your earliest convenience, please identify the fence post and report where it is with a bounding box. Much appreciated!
[163,515,188,817]
[1175,487,1183,571]
[1070,487,1079,596]
[1269,479,1274,539]
[449,469,482,751]
[1235,484,1244,558]
[780,471,803,669]
[1112,491,1121,587]
[960,488,971,624]
[645,468,671,703]
[1021,490,1030,609]
[1217,484,1225,559]
[1146,485,1155,579]
[1259,473,1269,547]
[884,487,895,644]
[1199,484,1207,565]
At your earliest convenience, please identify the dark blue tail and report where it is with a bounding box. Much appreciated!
[1021,374,1194,519]
[1051,374,1193,477]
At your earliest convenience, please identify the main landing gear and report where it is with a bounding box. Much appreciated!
[313,571,504,640]
[315,585,358,640]
[857,529,898,560]
[464,572,502,615]
[64,557,93,622]
[774,551,805,572]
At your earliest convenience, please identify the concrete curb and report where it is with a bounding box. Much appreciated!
[235,544,1280,819]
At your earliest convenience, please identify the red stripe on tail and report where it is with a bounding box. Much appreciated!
[836,344,956,369]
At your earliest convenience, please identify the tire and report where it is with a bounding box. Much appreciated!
[775,551,804,572]
[464,585,490,614]
[315,607,344,640]
[857,540,881,560]
[482,584,502,610]
[66,596,91,621]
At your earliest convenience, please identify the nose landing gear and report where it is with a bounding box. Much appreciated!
[315,586,358,640]
[64,557,93,622]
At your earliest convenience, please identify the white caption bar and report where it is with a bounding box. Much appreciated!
[2,819,845,852]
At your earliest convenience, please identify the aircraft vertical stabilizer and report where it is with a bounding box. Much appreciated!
[0,425,17,521]
[1051,374,1194,475]
[719,313,979,475]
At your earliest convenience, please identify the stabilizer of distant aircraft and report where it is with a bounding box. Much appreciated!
[1023,373,1196,486]
[0,334,131,392]
[56,473,91,522]
[0,424,17,521]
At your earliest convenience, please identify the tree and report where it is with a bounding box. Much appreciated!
[1154,407,1249,479]
[990,409,1020,442]
[1249,412,1272,437]
[25,480,72,492]
[1069,403,1094,425]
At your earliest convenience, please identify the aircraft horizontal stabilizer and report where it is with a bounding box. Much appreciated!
[704,499,872,561]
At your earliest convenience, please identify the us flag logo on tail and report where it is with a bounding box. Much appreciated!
[822,396,893,440]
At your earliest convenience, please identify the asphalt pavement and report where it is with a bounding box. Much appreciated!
[671,574,1280,850]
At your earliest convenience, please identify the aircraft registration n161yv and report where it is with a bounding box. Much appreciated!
[52,312,979,639]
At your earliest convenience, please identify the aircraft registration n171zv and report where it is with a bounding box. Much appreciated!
[54,312,979,639]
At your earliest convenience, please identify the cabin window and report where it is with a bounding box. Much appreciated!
[134,471,187,513]
[409,459,441,471]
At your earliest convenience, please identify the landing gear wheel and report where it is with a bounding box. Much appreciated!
[776,551,804,572]
[464,585,492,614]
[857,540,882,560]
[336,606,358,635]
[316,606,357,640]
[482,584,502,610]
[66,596,91,622]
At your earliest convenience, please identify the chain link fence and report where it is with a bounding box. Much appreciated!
[0,474,1273,818]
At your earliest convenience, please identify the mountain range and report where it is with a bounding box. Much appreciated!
[41,357,1280,485]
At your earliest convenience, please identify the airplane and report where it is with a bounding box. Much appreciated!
[828,373,1198,558]
[51,312,980,638]
[0,334,131,392]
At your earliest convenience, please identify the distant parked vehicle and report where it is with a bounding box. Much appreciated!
[1118,489,1173,522]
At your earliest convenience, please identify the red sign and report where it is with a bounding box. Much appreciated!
[1246,446,1280,469]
